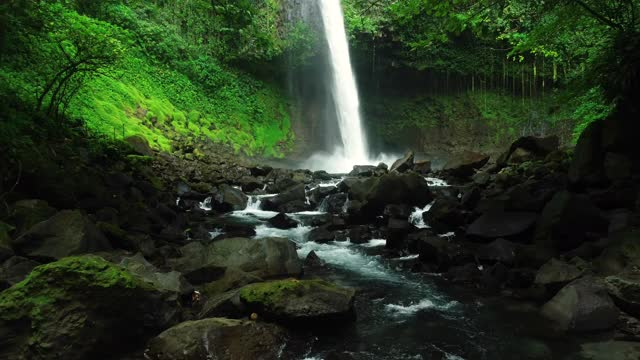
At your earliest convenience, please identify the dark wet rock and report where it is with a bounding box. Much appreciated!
[347,225,373,244]
[9,199,56,235]
[12,210,112,261]
[0,256,178,360]
[390,151,414,173]
[308,185,339,207]
[200,269,263,298]
[414,232,465,271]
[569,120,606,185]
[238,175,263,193]
[534,258,588,292]
[0,222,13,262]
[481,262,509,289]
[476,238,520,265]
[119,253,193,295]
[321,193,347,214]
[595,229,640,275]
[267,213,298,230]
[262,184,307,212]
[574,341,640,360]
[386,218,412,250]
[0,256,40,290]
[534,191,608,252]
[383,204,411,219]
[589,184,638,210]
[501,181,557,213]
[445,263,482,284]
[443,151,490,178]
[125,134,154,156]
[172,237,302,281]
[423,197,465,234]
[145,318,289,360]
[350,165,377,177]
[249,165,272,177]
[239,279,356,324]
[604,152,633,181]
[313,170,333,181]
[605,272,640,318]
[413,160,432,175]
[213,184,248,212]
[498,136,559,167]
[467,211,538,241]
[198,290,244,319]
[506,268,537,289]
[460,186,482,210]
[346,173,432,220]
[305,250,326,268]
[308,226,336,244]
[541,276,618,332]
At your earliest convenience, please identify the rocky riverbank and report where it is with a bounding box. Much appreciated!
[1,108,639,359]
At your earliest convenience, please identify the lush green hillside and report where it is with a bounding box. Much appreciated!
[0,0,312,157]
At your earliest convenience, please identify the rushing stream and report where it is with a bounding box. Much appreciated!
[206,178,580,360]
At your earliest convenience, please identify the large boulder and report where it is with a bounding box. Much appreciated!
[9,199,56,235]
[443,151,490,178]
[267,213,298,230]
[595,230,640,275]
[172,237,302,283]
[390,151,414,173]
[574,341,640,360]
[467,211,538,241]
[475,238,520,265]
[262,184,308,212]
[497,136,559,167]
[119,253,192,295]
[214,184,248,212]
[605,272,640,318]
[534,258,588,291]
[347,173,432,220]
[423,197,465,234]
[534,191,608,252]
[125,134,154,156]
[12,210,112,261]
[145,318,289,360]
[0,256,178,360]
[0,256,39,290]
[239,279,356,324]
[569,120,605,185]
[540,277,618,332]
[349,165,377,177]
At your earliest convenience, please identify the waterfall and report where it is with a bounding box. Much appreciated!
[319,0,368,164]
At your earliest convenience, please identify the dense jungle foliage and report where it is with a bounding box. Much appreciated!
[1,0,639,156]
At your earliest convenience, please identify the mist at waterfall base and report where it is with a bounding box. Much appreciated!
[299,0,398,174]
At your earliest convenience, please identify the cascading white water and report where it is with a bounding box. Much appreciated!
[302,0,402,173]
[319,0,368,164]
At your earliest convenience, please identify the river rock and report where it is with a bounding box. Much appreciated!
[386,218,412,250]
[12,210,112,261]
[267,213,298,230]
[125,134,154,156]
[308,226,336,243]
[239,279,356,324]
[0,256,40,290]
[534,191,608,252]
[390,151,414,173]
[534,258,588,291]
[119,253,193,295]
[0,256,178,360]
[172,237,302,282]
[214,184,248,212]
[569,120,605,185]
[0,222,13,262]
[346,173,432,220]
[595,229,640,275]
[322,193,347,214]
[443,151,490,178]
[475,238,519,264]
[305,250,326,268]
[498,136,559,167]
[9,199,56,235]
[424,197,465,234]
[350,165,377,177]
[262,184,308,212]
[145,318,289,360]
[541,276,619,332]
[467,211,538,240]
[573,341,640,360]
[605,272,640,317]
[413,160,432,175]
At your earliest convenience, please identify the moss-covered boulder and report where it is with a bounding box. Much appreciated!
[605,272,640,318]
[0,255,179,360]
[12,210,112,261]
[145,318,289,360]
[239,279,355,325]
